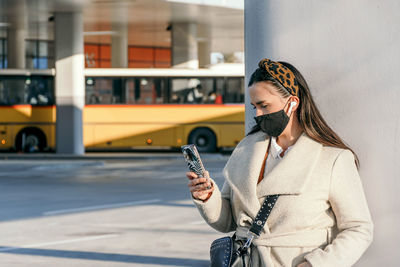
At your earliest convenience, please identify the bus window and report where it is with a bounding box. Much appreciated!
[226,77,244,103]
[214,78,225,104]
[86,77,112,104]
[28,77,54,105]
[0,78,24,105]
[112,78,124,104]
[125,78,159,104]
[154,78,166,104]
[86,77,124,104]
[169,78,214,104]
[0,76,54,105]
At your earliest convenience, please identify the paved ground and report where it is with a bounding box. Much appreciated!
[0,153,230,266]
[0,152,381,267]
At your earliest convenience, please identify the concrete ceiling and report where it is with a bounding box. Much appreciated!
[0,0,244,53]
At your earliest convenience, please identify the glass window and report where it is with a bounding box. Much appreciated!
[84,44,111,68]
[154,78,167,103]
[225,77,245,103]
[128,46,171,68]
[26,41,36,69]
[48,42,54,60]
[26,41,37,58]
[26,77,54,105]
[39,42,48,57]
[0,76,54,105]
[125,78,161,104]
[214,78,225,104]
[0,78,24,105]
[86,77,167,105]
[35,58,48,69]
[86,77,128,105]
[86,78,113,104]
[0,40,3,68]
[0,38,7,68]
[169,78,214,104]
[26,40,54,69]
[85,76,244,105]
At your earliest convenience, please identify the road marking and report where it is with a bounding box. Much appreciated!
[43,199,161,216]
[0,234,119,252]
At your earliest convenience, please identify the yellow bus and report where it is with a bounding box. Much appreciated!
[0,67,245,153]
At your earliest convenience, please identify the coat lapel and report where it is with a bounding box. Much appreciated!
[222,131,323,218]
[256,132,322,197]
[222,131,270,218]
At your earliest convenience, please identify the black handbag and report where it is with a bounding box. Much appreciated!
[209,194,279,267]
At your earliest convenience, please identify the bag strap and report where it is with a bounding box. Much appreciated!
[236,194,280,258]
[249,194,279,236]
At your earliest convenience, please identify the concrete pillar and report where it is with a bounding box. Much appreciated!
[111,23,128,68]
[54,12,84,154]
[7,12,26,68]
[198,41,211,68]
[7,29,25,69]
[198,24,211,68]
[171,22,198,69]
[245,0,399,266]
[244,0,270,135]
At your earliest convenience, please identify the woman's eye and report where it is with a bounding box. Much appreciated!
[251,105,267,109]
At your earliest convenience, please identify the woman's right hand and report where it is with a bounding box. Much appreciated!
[186,170,214,201]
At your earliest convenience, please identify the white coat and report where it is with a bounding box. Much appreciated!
[192,131,373,267]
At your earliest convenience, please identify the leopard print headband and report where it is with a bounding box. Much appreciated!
[258,58,299,96]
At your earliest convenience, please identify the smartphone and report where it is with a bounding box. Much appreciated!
[181,144,211,189]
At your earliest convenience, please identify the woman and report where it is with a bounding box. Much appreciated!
[186,58,374,267]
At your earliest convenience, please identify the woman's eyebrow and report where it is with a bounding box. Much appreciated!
[252,100,268,105]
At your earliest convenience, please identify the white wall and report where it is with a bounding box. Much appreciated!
[245,1,400,266]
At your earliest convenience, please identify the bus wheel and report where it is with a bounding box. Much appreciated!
[188,128,217,153]
[16,128,46,153]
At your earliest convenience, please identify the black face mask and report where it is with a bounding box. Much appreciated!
[254,100,291,137]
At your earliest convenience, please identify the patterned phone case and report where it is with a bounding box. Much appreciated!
[182,144,212,190]
[181,144,206,178]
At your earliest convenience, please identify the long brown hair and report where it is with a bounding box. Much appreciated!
[247,61,360,169]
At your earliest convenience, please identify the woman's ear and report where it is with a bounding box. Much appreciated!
[287,96,300,115]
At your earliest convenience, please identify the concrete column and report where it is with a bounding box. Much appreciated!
[245,0,399,265]
[244,0,270,135]
[7,29,25,68]
[111,23,128,68]
[7,11,26,69]
[198,24,211,68]
[198,41,211,68]
[54,12,84,154]
[171,22,198,69]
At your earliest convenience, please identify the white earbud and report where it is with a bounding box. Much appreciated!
[288,101,297,114]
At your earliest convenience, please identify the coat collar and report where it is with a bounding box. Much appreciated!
[222,131,322,215]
